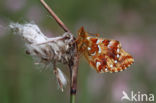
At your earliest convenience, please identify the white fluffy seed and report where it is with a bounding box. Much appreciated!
[56,68,67,92]
[9,23,74,64]
[9,23,48,44]
[57,68,67,86]
[10,22,75,92]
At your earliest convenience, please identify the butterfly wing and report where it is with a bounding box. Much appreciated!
[84,37,134,73]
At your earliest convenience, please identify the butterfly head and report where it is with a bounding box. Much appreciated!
[78,26,88,39]
[76,27,89,52]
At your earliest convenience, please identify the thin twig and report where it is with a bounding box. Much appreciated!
[40,0,70,32]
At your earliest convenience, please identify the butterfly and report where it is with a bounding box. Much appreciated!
[76,27,134,73]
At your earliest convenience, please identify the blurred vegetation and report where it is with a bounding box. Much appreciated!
[0,0,156,103]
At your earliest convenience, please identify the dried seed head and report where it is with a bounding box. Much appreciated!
[9,23,48,44]
[9,23,74,65]
[10,23,75,91]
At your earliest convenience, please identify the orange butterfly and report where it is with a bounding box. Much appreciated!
[76,27,134,73]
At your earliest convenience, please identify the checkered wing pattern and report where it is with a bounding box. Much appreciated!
[77,27,134,73]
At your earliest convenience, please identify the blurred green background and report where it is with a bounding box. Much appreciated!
[0,0,156,103]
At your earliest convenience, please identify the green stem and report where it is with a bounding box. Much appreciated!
[69,43,79,103]
[70,94,76,103]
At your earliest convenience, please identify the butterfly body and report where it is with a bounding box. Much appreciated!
[77,27,134,73]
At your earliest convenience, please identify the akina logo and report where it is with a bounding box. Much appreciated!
[121,91,154,102]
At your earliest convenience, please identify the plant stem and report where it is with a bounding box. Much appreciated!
[70,94,76,103]
[69,43,79,103]
[40,1,79,103]
[40,0,70,33]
